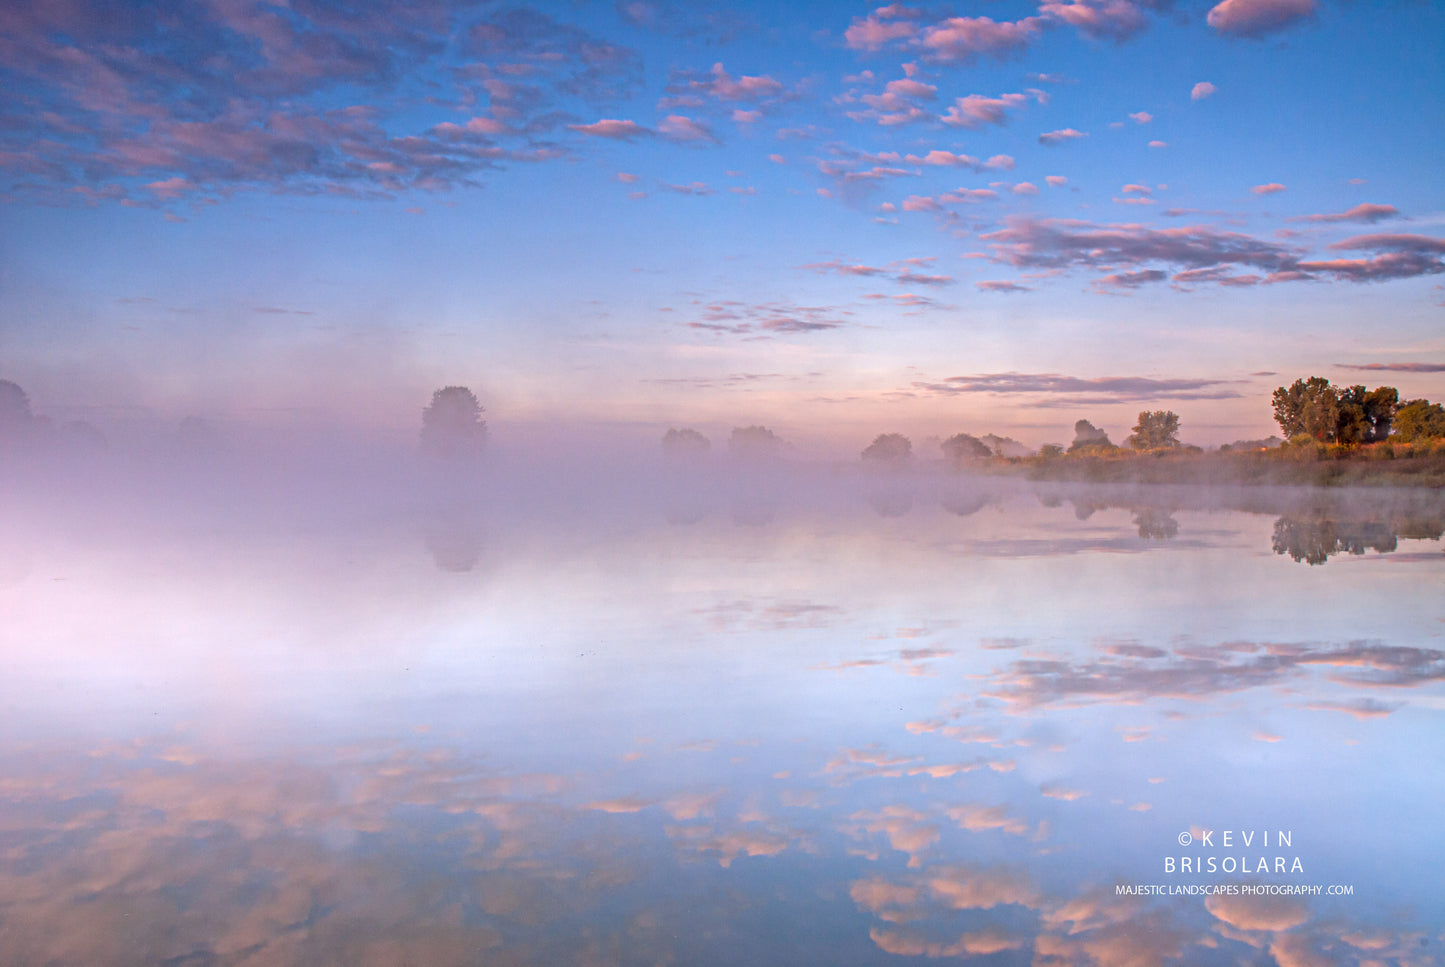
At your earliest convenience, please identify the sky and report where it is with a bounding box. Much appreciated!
[1,0,1442,451]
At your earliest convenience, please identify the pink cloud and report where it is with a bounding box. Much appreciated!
[940,93,1028,128]
[1288,203,1401,224]
[1041,0,1151,42]
[1038,128,1088,145]
[902,195,940,212]
[145,177,194,199]
[1149,140,1168,148]
[569,118,649,139]
[940,188,999,203]
[844,7,922,50]
[1252,182,1287,195]
[1207,0,1317,37]
[1046,175,1068,187]
[919,16,1046,64]
[658,115,717,143]
[905,151,1014,172]
[886,78,937,99]
[1191,81,1216,100]
[1012,182,1039,195]
[1121,184,1152,194]
[1129,111,1152,124]
[977,280,1031,292]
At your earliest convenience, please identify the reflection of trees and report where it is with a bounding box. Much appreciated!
[731,497,775,527]
[1132,508,1178,540]
[1271,517,1399,565]
[940,493,989,517]
[423,515,485,572]
[867,490,912,518]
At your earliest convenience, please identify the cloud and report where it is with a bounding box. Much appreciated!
[1149,140,1168,148]
[1096,268,1169,289]
[1288,203,1401,224]
[1012,182,1039,195]
[1298,233,1445,282]
[570,119,650,139]
[663,62,784,104]
[976,281,1031,293]
[658,114,718,143]
[1301,698,1402,719]
[688,300,852,335]
[914,372,1241,401]
[1207,0,1317,37]
[1252,183,1287,195]
[0,3,656,204]
[979,216,1296,275]
[904,151,1015,172]
[1040,0,1154,42]
[844,6,924,51]
[1205,891,1310,930]
[1333,362,1445,373]
[1191,81,1217,100]
[940,93,1028,128]
[1046,175,1068,187]
[1129,111,1153,124]
[919,16,1048,63]
[1039,128,1088,145]
[897,270,954,285]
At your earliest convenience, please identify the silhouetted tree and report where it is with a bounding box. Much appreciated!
[862,432,912,466]
[981,433,1031,457]
[729,425,784,461]
[941,433,992,465]
[1127,411,1181,450]
[1068,420,1114,454]
[421,386,487,458]
[0,379,36,442]
[1392,399,1445,443]
[1038,443,1065,459]
[1272,378,1402,444]
[662,427,710,455]
[1336,385,1398,444]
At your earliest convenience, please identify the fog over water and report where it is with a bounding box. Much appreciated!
[2,434,1443,965]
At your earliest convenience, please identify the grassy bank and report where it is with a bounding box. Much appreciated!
[997,441,1445,488]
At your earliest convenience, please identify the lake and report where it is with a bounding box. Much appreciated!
[2,465,1442,965]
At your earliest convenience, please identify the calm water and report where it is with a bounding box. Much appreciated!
[3,468,1443,965]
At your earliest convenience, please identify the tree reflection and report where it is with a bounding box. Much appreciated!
[1272,517,1399,565]
[1132,508,1179,540]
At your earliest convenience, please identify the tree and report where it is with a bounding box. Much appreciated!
[729,425,784,461]
[1272,377,1401,444]
[1336,385,1398,443]
[662,427,710,455]
[862,432,912,466]
[1394,399,1445,442]
[1271,377,1341,442]
[941,433,992,465]
[421,386,487,458]
[0,379,34,440]
[1068,419,1114,454]
[1127,410,1181,450]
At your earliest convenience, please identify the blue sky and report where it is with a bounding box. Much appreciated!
[1,0,1442,450]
